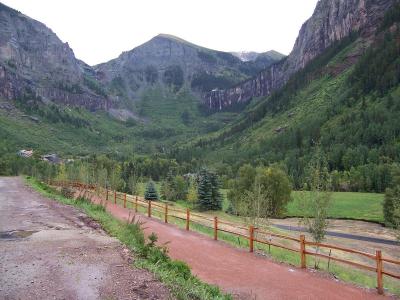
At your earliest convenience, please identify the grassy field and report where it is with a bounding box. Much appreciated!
[287,191,385,223]
[141,182,385,223]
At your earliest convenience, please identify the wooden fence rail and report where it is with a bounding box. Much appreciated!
[50,180,400,295]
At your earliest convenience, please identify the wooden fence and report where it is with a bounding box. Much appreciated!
[53,180,400,295]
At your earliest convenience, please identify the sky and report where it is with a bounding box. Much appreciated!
[3,0,319,65]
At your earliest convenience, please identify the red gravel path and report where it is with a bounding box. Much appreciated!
[89,194,390,300]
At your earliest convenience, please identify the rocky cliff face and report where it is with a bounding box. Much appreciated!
[205,0,394,111]
[95,34,282,101]
[0,3,109,110]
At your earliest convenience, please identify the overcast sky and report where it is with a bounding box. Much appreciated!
[3,0,319,65]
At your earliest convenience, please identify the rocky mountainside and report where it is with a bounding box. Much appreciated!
[205,0,395,111]
[95,34,282,102]
[0,3,109,110]
[231,50,285,63]
[230,51,260,62]
[0,2,285,114]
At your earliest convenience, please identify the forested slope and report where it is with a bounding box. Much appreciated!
[172,6,400,193]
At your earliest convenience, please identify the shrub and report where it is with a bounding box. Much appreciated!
[384,165,400,228]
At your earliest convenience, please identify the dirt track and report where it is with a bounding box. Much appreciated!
[86,192,395,300]
[0,177,171,300]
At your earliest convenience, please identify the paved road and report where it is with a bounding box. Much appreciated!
[0,177,170,300]
[88,191,391,300]
[272,224,400,246]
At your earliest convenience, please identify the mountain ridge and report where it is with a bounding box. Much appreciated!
[93,32,282,107]
[0,2,283,113]
[204,0,395,111]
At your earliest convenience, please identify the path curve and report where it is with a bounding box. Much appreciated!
[86,190,394,300]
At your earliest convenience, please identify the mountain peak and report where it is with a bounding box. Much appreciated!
[152,33,206,50]
[156,33,185,41]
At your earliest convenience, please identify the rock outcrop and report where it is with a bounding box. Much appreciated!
[204,0,394,111]
[0,3,109,110]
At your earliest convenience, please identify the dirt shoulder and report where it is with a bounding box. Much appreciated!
[0,177,171,300]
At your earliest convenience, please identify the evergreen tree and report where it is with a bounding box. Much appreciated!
[197,169,222,211]
[197,169,212,210]
[145,180,159,200]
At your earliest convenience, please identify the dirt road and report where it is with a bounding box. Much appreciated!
[0,177,170,300]
[90,194,394,300]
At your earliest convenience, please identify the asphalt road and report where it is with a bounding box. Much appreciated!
[272,224,400,246]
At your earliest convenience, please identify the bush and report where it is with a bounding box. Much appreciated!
[384,186,400,228]
[384,166,400,228]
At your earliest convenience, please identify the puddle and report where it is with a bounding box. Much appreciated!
[0,230,38,239]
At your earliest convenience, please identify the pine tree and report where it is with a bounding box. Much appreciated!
[197,169,222,211]
[145,180,159,200]
[197,169,212,210]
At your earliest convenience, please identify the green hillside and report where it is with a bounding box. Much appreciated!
[0,85,238,158]
[173,20,400,193]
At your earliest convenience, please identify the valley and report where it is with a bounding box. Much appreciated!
[1,0,400,298]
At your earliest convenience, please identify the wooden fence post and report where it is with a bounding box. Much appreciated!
[106,189,109,201]
[135,196,138,213]
[300,234,306,269]
[376,250,384,295]
[124,193,127,208]
[249,226,254,253]
[186,208,190,231]
[164,204,168,223]
[214,217,218,240]
[114,190,116,204]
[148,200,152,218]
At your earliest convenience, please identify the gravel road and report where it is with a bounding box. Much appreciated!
[0,177,171,300]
